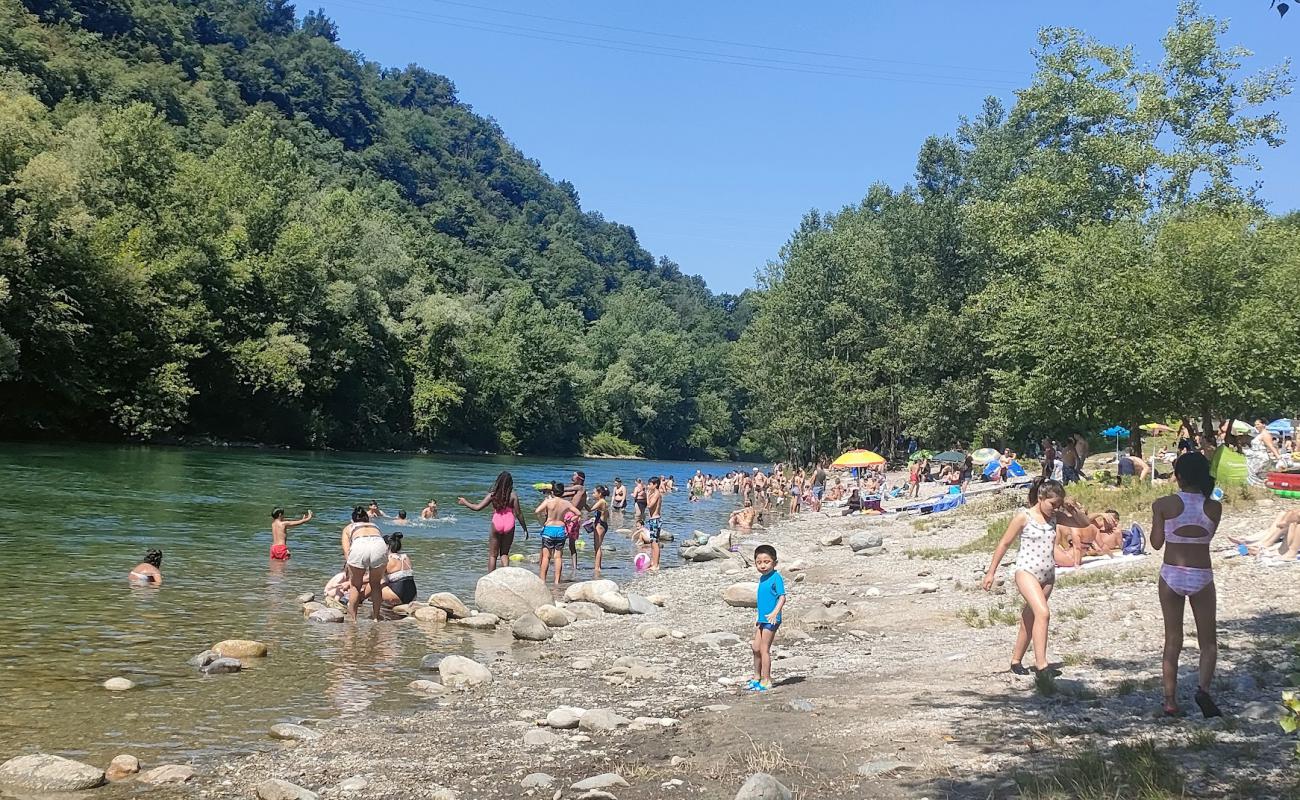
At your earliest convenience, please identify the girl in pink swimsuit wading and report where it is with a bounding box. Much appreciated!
[1151,452,1222,717]
[458,471,529,573]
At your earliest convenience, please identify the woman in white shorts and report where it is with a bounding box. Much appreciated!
[342,506,389,621]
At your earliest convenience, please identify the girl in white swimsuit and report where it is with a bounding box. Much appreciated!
[342,506,389,621]
[983,477,1091,675]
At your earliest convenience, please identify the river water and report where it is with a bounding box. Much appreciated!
[0,444,749,768]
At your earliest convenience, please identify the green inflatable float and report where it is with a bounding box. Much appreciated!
[1210,445,1248,487]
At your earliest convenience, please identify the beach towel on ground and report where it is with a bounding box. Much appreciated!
[1055,552,1148,575]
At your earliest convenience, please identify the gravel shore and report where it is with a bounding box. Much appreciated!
[106,491,1300,799]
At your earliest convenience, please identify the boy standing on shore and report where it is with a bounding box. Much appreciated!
[749,544,786,691]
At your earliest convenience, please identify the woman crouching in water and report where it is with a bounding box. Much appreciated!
[1151,452,1222,717]
[982,478,1091,675]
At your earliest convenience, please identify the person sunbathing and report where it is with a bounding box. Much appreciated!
[1053,526,1085,568]
[1230,508,1300,552]
[1091,510,1123,554]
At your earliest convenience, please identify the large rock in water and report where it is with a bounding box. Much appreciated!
[212,639,268,658]
[564,579,618,603]
[427,592,472,619]
[849,530,884,553]
[474,568,552,620]
[438,655,492,689]
[511,613,554,642]
[138,764,195,785]
[722,582,759,608]
[105,754,140,781]
[0,754,105,791]
[734,772,793,800]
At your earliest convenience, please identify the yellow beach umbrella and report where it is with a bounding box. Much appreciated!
[1139,422,1171,433]
[831,449,886,468]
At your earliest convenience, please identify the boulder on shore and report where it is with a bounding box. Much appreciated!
[564,579,618,603]
[0,754,105,792]
[722,582,759,608]
[105,754,140,782]
[474,568,552,620]
[849,530,884,553]
[456,612,500,629]
[438,655,492,689]
[565,601,605,620]
[257,778,319,800]
[413,606,449,623]
[138,764,195,785]
[212,639,268,658]
[534,604,574,627]
[625,593,657,615]
[427,592,472,619]
[511,613,554,642]
[269,723,321,742]
[734,772,793,800]
[592,591,631,614]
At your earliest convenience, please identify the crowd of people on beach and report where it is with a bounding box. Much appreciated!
[121,416,1297,709]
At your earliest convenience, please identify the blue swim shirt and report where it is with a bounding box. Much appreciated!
[757,571,785,624]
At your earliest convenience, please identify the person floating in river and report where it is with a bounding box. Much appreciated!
[270,507,312,561]
[129,549,163,586]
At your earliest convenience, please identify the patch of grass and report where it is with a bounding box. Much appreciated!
[1062,653,1091,667]
[1016,738,1185,800]
[1185,728,1216,751]
[1061,606,1093,620]
[1113,676,1159,697]
[1057,565,1155,589]
[912,515,1012,559]
[957,602,1021,628]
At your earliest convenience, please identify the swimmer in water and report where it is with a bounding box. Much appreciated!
[270,507,312,560]
[367,499,387,519]
[420,499,439,520]
[129,549,163,585]
[394,510,409,526]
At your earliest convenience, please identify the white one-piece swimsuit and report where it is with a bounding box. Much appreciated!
[1016,508,1057,584]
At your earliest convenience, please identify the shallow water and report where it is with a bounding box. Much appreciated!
[0,444,745,767]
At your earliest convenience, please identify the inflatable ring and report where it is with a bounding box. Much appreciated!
[509,553,524,562]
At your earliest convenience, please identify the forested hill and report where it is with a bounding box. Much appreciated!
[0,0,751,458]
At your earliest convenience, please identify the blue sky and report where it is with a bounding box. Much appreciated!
[314,1,1299,294]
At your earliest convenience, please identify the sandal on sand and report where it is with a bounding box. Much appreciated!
[1195,689,1222,718]
[1010,664,1030,675]
[1162,699,1180,717]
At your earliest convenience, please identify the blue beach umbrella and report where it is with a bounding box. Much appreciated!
[1267,418,1294,436]
[1100,425,1130,458]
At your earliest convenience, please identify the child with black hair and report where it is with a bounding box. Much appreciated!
[748,544,786,692]
[129,549,163,585]
[270,507,312,560]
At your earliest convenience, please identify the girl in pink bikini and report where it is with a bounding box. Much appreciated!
[1151,452,1222,717]
[458,471,529,573]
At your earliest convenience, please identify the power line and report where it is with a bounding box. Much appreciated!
[420,0,1030,78]
[327,0,1023,91]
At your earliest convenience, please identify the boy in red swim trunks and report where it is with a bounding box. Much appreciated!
[270,507,312,560]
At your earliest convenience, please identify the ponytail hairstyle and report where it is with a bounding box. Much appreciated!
[383,532,403,552]
[1027,477,1066,506]
[594,485,608,498]
[351,505,369,523]
[1174,452,1215,499]
[144,549,163,567]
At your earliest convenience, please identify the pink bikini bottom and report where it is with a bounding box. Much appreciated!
[1160,564,1214,597]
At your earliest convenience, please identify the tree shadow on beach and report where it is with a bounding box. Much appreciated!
[896,609,1300,799]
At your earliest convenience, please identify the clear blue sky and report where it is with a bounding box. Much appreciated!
[313,0,1298,294]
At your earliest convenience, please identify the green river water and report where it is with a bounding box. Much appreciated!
[0,444,744,770]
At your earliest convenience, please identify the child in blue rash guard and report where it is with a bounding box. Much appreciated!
[748,544,786,691]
